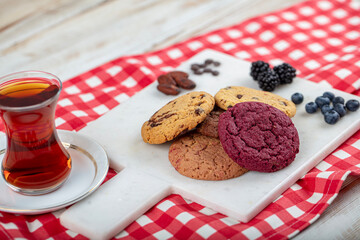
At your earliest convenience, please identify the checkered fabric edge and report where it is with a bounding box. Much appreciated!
[1,0,359,239]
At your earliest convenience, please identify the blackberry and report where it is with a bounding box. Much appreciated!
[250,61,270,81]
[274,63,296,84]
[257,69,280,92]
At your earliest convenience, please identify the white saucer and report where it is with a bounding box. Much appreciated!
[0,130,109,215]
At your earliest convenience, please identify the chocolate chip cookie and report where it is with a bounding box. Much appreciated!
[218,102,299,172]
[141,91,215,144]
[196,107,225,138]
[215,86,296,117]
[169,133,248,180]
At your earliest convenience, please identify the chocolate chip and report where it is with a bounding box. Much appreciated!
[150,122,162,127]
[154,113,176,123]
[211,70,219,76]
[204,68,212,73]
[178,129,188,136]
[191,64,200,70]
[237,94,243,99]
[228,105,233,108]
[194,69,203,75]
[195,108,204,115]
[151,111,169,120]
[204,59,213,65]
[213,61,220,66]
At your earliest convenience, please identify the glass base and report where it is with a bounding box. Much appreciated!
[1,172,70,196]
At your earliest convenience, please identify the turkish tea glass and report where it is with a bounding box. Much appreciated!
[0,71,71,195]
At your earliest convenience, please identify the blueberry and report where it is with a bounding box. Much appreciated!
[291,92,304,104]
[321,104,334,114]
[345,99,359,112]
[333,96,345,105]
[305,102,318,113]
[323,91,335,102]
[315,96,330,108]
[324,110,340,125]
[334,103,346,117]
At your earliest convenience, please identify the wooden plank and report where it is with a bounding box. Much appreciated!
[0,0,50,30]
[0,0,302,80]
[0,0,108,51]
[0,0,161,79]
[294,176,360,240]
[154,0,304,51]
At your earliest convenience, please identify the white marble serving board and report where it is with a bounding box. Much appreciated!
[61,49,360,239]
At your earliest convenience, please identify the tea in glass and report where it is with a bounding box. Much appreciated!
[0,71,71,195]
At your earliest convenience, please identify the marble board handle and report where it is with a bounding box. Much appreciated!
[60,168,172,240]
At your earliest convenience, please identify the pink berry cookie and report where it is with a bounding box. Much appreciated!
[218,102,299,172]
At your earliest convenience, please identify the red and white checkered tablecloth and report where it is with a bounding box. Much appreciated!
[1,0,360,239]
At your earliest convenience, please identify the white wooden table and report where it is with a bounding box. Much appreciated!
[1,0,359,239]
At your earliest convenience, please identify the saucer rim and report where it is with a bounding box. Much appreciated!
[0,130,109,214]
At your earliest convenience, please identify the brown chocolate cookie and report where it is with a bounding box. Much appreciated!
[141,91,215,144]
[196,107,225,138]
[169,133,248,180]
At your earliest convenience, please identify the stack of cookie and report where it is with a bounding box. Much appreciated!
[141,87,299,181]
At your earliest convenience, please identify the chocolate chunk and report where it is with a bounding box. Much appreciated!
[150,122,162,127]
[191,64,200,71]
[178,128,189,136]
[205,59,213,65]
[237,94,243,99]
[154,113,177,123]
[213,61,221,66]
[195,108,205,115]
[212,70,219,76]
[194,69,203,75]
[204,68,212,73]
